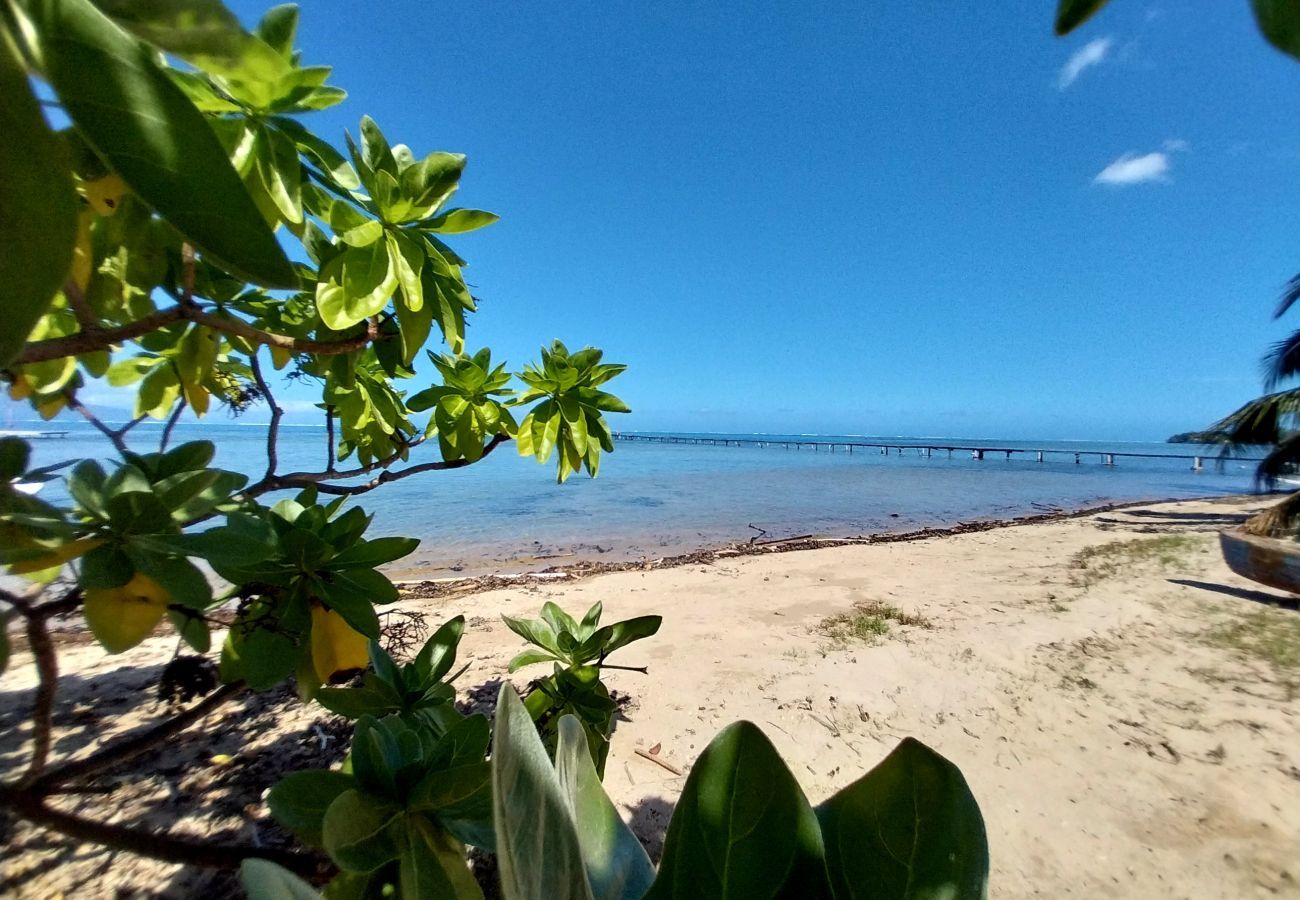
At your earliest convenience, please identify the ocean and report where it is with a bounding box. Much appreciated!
[17,422,1261,578]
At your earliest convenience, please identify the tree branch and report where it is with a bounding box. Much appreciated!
[29,683,245,794]
[19,613,57,788]
[17,304,383,366]
[0,788,324,875]
[160,396,187,451]
[325,406,336,472]
[64,390,130,454]
[248,352,281,483]
[62,280,98,332]
[280,435,510,496]
[0,591,59,789]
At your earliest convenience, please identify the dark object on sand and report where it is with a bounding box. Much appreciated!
[1219,528,1300,595]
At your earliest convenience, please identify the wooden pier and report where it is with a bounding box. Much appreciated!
[611,433,1259,471]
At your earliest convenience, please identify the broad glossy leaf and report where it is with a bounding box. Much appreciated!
[31,0,296,286]
[645,721,830,900]
[413,614,466,686]
[400,816,483,900]
[331,536,419,569]
[501,614,561,656]
[240,859,323,900]
[556,716,655,900]
[1252,0,1300,60]
[596,615,662,659]
[424,208,500,234]
[506,648,559,673]
[269,769,355,847]
[1053,0,1111,35]
[316,242,397,330]
[0,35,77,367]
[322,789,402,873]
[492,684,595,900]
[816,737,989,900]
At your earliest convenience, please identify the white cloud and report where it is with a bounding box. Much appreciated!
[1093,151,1171,186]
[1058,37,1113,90]
[1162,138,1189,152]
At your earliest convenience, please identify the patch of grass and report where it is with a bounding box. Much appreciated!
[1068,534,1206,588]
[817,600,932,645]
[1200,606,1300,700]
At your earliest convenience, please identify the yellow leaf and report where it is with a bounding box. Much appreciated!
[8,537,104,575]
[83,173,127,217]
[8,379,31,401]
[269,345,292,370]
[310,605,369,683]
[83,572,170,653]
[210,754,233,766]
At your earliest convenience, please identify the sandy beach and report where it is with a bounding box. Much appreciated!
[3,493,1298,898]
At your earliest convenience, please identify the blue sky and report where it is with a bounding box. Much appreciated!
[62,2,1300,439]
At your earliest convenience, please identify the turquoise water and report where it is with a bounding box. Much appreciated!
[18,423,1260,578]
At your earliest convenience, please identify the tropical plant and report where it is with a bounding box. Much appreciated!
[0,0,627,880]
[241,684,990,899]
[1053,6,1300,538]
[268,712,494,898]
[313,615,469,731]
[504,601,661,775]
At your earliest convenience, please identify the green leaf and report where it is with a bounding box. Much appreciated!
[30,0,296,287]
[645,721,830,900]
[399,815,484,900]
[1252,0,1300,60]
[268,769,355,847]
[167,607,210,652]
[506,648,560,673]
[409,761,493,847]
[240,859,323,900]
[1053,0,1111,35]
[322,789,402,873]
[90,0,249,66]
[556,716,655,900]
[424,208,499,234]
[331,536,419,569]
[816,737,989,900]
[412,615,465,686]
[315,242,398,330]
[540,601,580,639]
[388,230,426,311]
[501,615,560,656]
[594,615,662,660]
[492,684,596,900]
[0,33,78,368]
[315,682,401,719]
[255,3,298,58]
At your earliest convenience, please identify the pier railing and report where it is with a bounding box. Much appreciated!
[610,433,1262,471]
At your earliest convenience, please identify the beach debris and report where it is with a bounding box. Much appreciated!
[635,747,684,775]
[648,742,662,755]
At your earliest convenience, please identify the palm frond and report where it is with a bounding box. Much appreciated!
[1262,330,1300,390]
[1201,388,1300,449]
[1252,433,1300,491]
[1274,272,1300,319]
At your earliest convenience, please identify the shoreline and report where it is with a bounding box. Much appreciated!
[3,493,1298,897]
[396,491,1270,598]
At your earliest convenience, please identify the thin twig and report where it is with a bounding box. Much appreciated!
[249,352,281,483]
[30,683,245,793]
[264,435,510,496]
[159,396,187,451]
[596,663,649,675]
[0,789,323,874]
[634,748,684,776]
[63,391,128,454]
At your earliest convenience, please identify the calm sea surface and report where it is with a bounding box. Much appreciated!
[19,423,1260,578]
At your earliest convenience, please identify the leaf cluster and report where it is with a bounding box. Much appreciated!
[503,601,660,775]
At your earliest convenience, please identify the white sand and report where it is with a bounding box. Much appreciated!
[4,495,1298,897]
